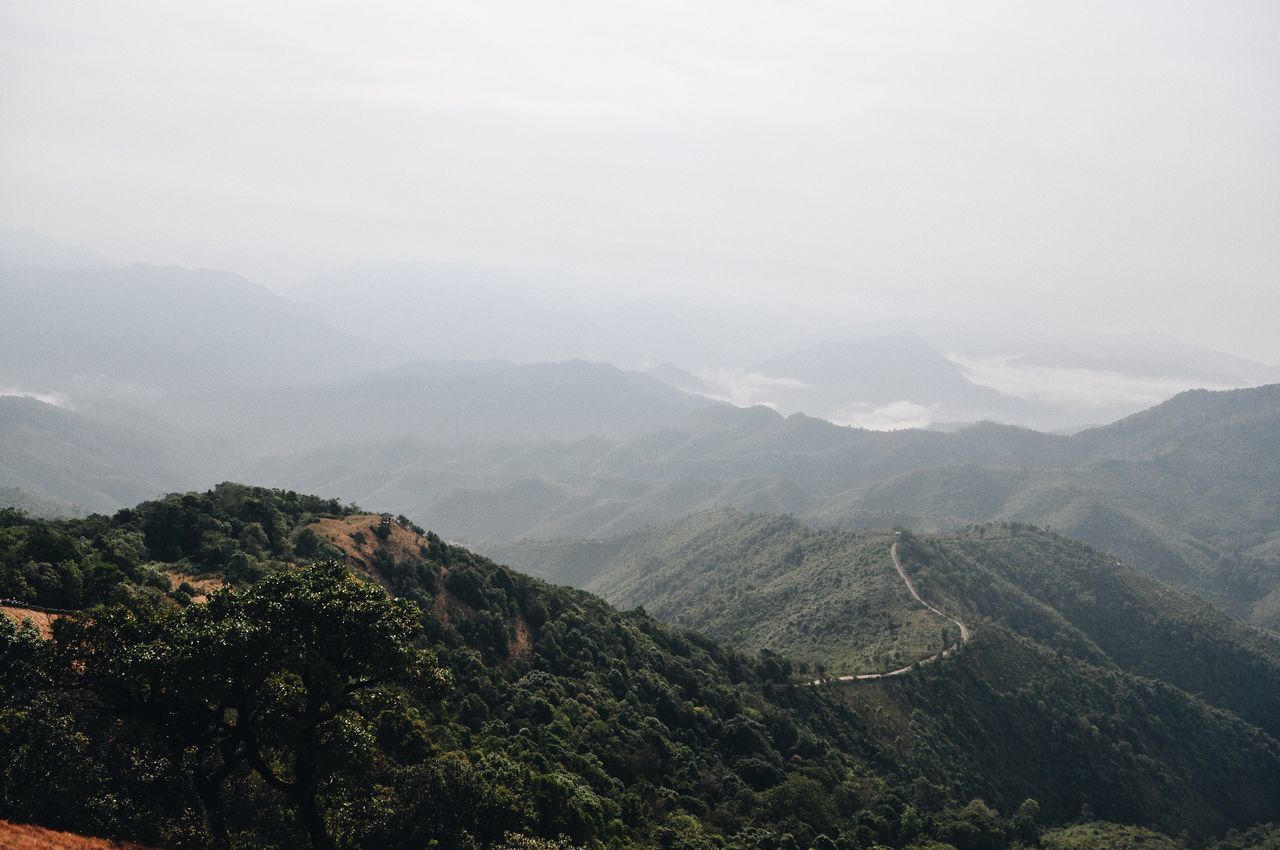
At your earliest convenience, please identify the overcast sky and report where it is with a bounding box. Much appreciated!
[2,1,1277,361]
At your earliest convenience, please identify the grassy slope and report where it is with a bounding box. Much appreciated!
[493,511,1280,735]
[490,509,949,675]
[491,509,1280,837]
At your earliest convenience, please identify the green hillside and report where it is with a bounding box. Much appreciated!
[899,526,1280,739]
[496,512,1280,741]
[6,354,1278,630]
[0,396,205,516]
[454,384,1280,628]
[489,510,949,676]
[3,485,1279,849]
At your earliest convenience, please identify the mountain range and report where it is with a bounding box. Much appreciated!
[3,484,1279,848]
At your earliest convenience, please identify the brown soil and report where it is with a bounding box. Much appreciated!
[510,614,533,663]
[166,571,223,604]
[309,515,433,583]
[0,820,155,849]
[1,606,59,639]
[309,514,536,665]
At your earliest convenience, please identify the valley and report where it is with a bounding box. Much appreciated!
[3,485,1280,848]
[4,4,1279,846]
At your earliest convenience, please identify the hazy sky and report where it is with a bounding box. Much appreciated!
[2,1,1277,360]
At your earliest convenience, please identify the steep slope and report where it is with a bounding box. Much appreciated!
[457,385,1280,626]
[493,512,1280,740]
[496,510,1280,836]
[4,485,1280,847]
[840,625,1280,839]
[489,510,952,676]
[898,526,1280,739]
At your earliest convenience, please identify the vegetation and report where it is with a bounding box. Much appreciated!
[492,510,947,675]
[901,525,1280,738]
[471,385,1280,629]
[496,509,1280,838]
[9,371,1280,633]
[2,485,1279,849]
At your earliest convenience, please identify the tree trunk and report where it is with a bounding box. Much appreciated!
[193,767,230,846]
[293,790,335,850]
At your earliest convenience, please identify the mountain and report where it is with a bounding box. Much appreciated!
[3,484,1279,848]
[491,511,1280,737]
[488,510,948,675]
[284,262,827,369]
[287,265,1279,433]
[454,385,1280,628]
[750,333,1038,427]
[828,385,1280,622]
[0,264,395,392]
[0,396,204,514]
[494,510,1280,835]
[162,359,717,456]
[0,226,110,270]
[3,275,1278,627]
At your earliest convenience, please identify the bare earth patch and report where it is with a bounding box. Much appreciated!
[310,515,534,663]
[166,571,224,603]
[310,514,432,581]
[510,614,534,662]
[1,605,59,639]
[0,820,155,850]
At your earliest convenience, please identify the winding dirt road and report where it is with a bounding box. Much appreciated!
[810,541,971,684]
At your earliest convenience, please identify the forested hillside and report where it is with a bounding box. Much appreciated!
[488,510,949,676]
[451,384,1280,627]
[5,317,1278,632]
[2,485,1280,849]
[0,396,204,516]
[497,511,1280,737]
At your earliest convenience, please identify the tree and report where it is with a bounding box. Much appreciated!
[62,561,450,849]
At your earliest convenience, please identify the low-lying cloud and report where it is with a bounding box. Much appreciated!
[950,355,1243,414]
[0,386,72,408]
[830,399,938,431]
[689,367,809,410]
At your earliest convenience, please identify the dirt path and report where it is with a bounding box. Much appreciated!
[810,541,971,684]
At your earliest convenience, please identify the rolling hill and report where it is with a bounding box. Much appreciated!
[3,484,1280,848]
[492,511,1280,737]
[458,384,1280,628]
[0,396,205,515]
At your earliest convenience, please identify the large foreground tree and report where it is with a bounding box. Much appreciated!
[60,561,449,849]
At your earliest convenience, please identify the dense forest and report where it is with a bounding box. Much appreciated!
[488,509,947,675]
[8,371,1280,636]
[2,485,1279,849]
[492,510,1280,731]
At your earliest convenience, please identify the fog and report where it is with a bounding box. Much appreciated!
[2,1,1278,362]
[2,0,1279,529]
